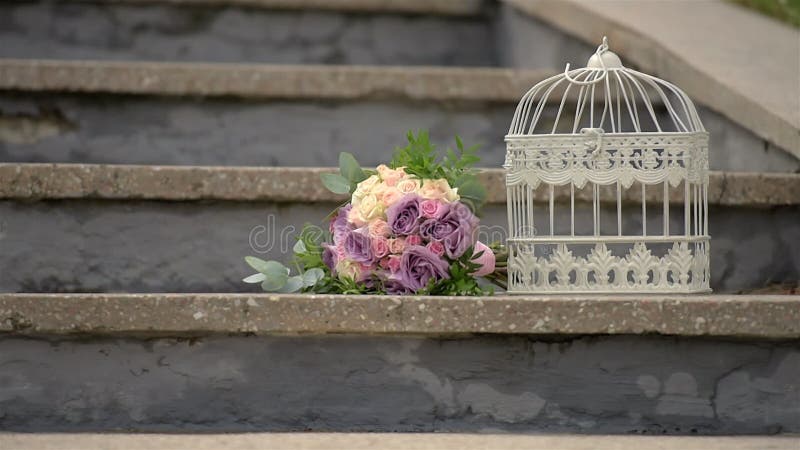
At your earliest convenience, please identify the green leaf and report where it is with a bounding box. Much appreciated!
[245,256,289,277]
[242,273,267,284]
[276,275,304,293]
[454,176,487,212]
[293,239,306,255]
[261,273,289,291]
[339,152,367,184]
[302,268,325,287]
[320,173,351,194]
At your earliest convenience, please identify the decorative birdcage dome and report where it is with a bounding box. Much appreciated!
[504,37,710,293]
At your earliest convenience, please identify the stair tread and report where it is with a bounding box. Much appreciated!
[0,59,554,102]
[2,293,799,339]
[101,0,485,15]
[1,163,798,207]
[0,432,797,450]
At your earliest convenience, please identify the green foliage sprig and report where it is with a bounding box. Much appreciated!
[390,131,487,212]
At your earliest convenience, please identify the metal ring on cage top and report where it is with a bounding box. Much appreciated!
[563,36,622,85]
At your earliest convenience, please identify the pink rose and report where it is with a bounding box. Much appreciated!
[347,206,366,227]
[420,199,447,219]
[372,237,390,258]
[381,189,402,207]
[406,235,422,246]
[388,238,406,254]
[471,241,496,277]
[386,255,402,273]
[377,164,404,187]
[426,240,445,257]
[368,219,391,238]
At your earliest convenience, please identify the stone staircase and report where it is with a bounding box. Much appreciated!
[0,0,798,447]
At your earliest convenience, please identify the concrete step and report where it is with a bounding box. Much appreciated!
[0,163,798,293]
[0,60,795,172]
[0,0,492,66]
[0,293,798,434]
[1,433,799,450]
[0,61,550,168]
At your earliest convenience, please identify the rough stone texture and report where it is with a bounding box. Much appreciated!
[501,0,800,160]
[2,293,800,338]
[0,94,514,168]
[0,200,797,293]
[1,93,794,174]
[0,334,797,433]
[1,433,798,450]
[2,164,799,207]
[0,2,492,65]
[108,0,485,15]
[0,61,552,102]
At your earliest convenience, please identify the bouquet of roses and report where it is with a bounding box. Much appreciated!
[244,131,507,295]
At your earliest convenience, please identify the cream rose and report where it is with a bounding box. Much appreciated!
[352,174,381,204]
[355,194,384,223]
[419,179,459,202]
[396,178,420,195]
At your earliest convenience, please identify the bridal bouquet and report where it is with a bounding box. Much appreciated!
[244,131,507,295]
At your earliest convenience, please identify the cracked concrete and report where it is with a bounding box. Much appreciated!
[0,334,796,434]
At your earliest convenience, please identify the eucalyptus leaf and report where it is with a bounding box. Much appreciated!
[276,275,304,293]
[261,271,289,291]
[293,239,306,254]
[339,152,366,183]
[242,273,267,284]
[302,268,325,287]
[245,257,290,278]
[320,173,351,194]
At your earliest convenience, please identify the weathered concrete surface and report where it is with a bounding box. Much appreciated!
[2,164,799,207]
[2,293,800,338]
[0,335,797,433]
[0,61,552,101]
[0,94,514,168]
[108,0,486,15]
[1,93,793,173]
[0,2,492,65]
[1,432,798,450]
[502,0,800,159]
[0,201,797,293]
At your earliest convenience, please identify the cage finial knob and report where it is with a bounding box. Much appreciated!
[587,36,622,69]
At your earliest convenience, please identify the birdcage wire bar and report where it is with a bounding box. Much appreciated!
[504,37,710,294]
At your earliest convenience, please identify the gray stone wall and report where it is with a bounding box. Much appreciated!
[3,94,795,173]
[0,334,797,434]
[0,95,512,168]
[0,200,797,293]
[0,1,496,66]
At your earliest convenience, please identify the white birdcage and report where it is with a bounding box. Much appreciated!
[504,37,710,293]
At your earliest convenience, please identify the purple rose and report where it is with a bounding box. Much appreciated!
[386,194,421,236]
[398,245,450,292]
[331,204,353,244]
[384,278,414,295]
[344,229,374,263]
[419,202,478,259]
[322,243,336,272]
